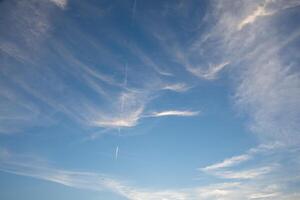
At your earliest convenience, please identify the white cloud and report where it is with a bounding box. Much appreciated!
[115,146,119,160]
[92,106,144,128]
[201,154,251,172]
[90,90,146,129]
[150,110,199,117]
[199,143,284,181]
[0,148,299,200]
[238,4,273,30]
[213,166,274,179]
[235,57,300,144]
[237,0,300,30]
[49,0,68,9]
[187,62,230,80]
[200,143,281,172]
[191,0,300,145]
[249,192,280,199]
[161,83,190,92]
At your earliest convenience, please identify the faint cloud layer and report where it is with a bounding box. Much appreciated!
[1,146,300,200]
[0,0,197,133]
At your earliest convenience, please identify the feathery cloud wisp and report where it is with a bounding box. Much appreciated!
[187,62,230,80]
[161,83,190,92]
[92,107,144,128]
[49,0,68,9]
[150,110,199,117]
[201,154,251,172]
[238,4,273,30]
[212,166,275,179]
[200,143,281,172]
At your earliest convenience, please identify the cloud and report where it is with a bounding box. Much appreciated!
[92,106,144,128]
[237,3,273,30]
[161,83,190,92]
[186,62,230,80]
[213,166,275,179]
[149,110,199,117]
[0,147,300,200]
[201,154,251,172]
[199,143,284,181]
[49,0,68,9]
[249,192,280,199]
[92,108,199,129]
[1,1,300,198]
[237,0,300,30]
[235,56,300,144]
[188,0,300,145]
[0,2,197,134]
[200,143,281,172]
[115,146,119,160]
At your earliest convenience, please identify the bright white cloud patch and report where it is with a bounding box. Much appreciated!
[150,110,199,117]
[49,0,68,9]
[92,107,144,128]
[238,4,273,30]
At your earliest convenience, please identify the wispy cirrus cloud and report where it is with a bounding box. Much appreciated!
[199,143,283,181]
[49,0,68,9]
[1,0,300,199]
[0,0,197,133]
[149,110,199,117]
[200,143,281,172]
[91,108,199,129]
[201,154,251,172]
[92,106,144,128]
[161,83,191,92]
[187,0,300,145]
[238,0,300,30]
[1,148,299,200]
[212,166,275,180]
[237,3,272,30]
[186,62,230,80]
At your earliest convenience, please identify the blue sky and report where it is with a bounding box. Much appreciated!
[0,0,300,199]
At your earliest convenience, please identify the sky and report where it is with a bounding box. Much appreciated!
[0,0,300,199]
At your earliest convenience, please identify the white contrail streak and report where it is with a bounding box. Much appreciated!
[115,146,119,160]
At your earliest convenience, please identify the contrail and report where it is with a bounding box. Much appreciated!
[115,146,119,160]
[131,0,137,24]
[124,62,128,87]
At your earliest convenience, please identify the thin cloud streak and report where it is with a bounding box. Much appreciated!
[213,166,275,180]
[201,154,251,172]
[149,110,199,117]
[199,143,285,182]
[200,143,281,172]
[115,146,119,160]
[161,83,191,92]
